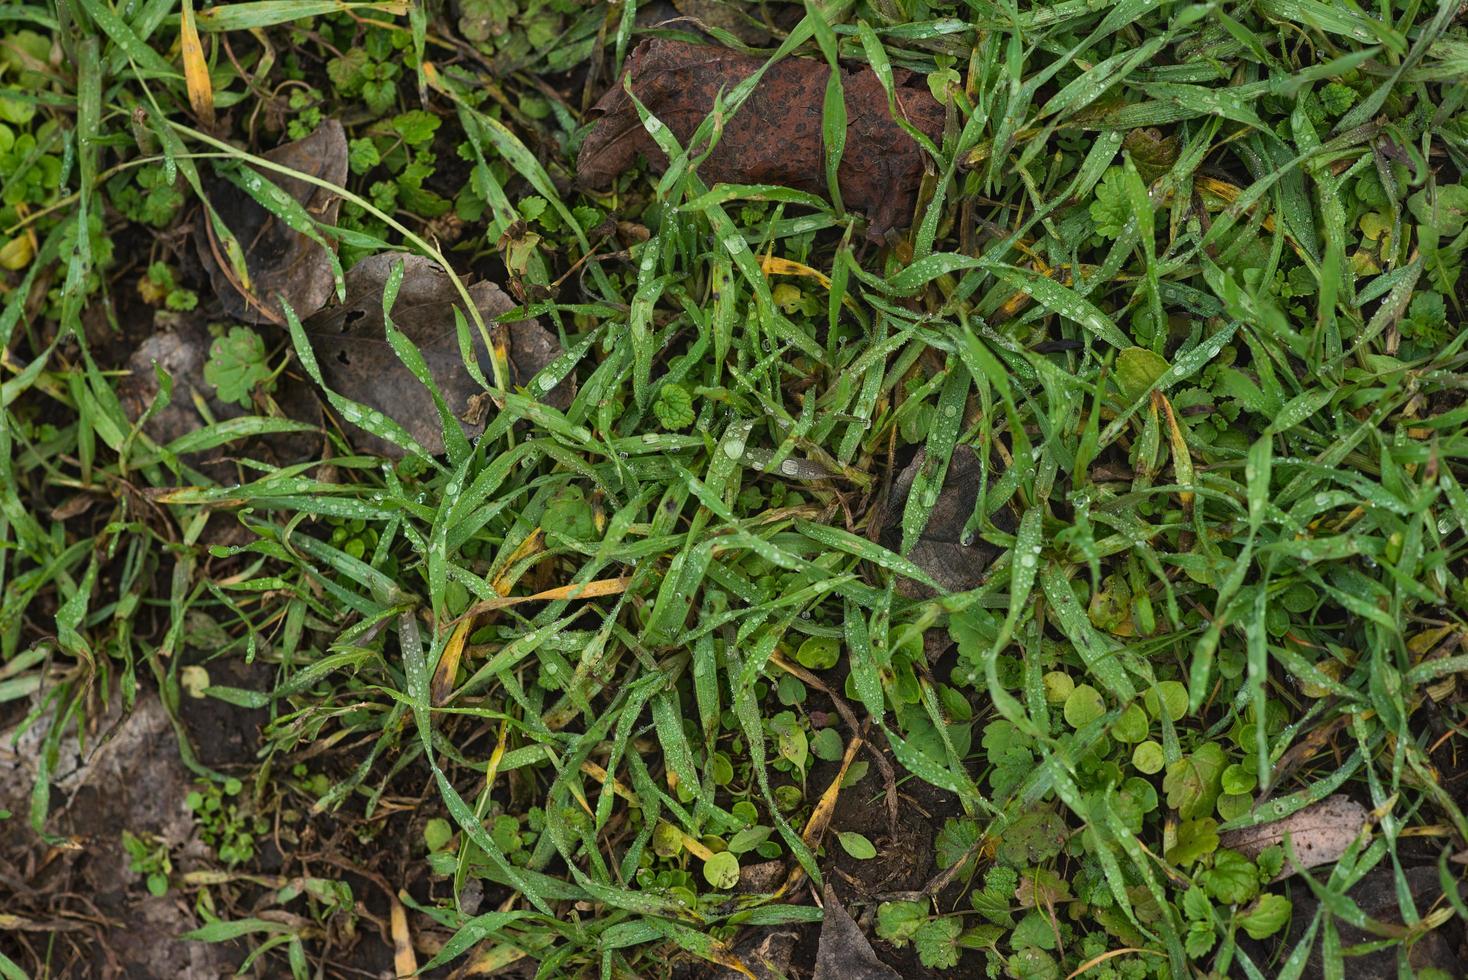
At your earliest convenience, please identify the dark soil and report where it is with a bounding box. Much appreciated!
[0,692,245,978]
[0,662,457,979]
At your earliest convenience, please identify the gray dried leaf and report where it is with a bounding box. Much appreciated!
[706,926,797,980]
[119,320,243,447]
[304,253,571,458]
[881,446,1015,598]
[812,885,901,980]
[1219,794,1368,877]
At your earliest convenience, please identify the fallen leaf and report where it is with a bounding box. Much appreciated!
[812,884,901,980]
[1219,794,1368,877]
[119,320,243,447]
[707,926,798,980]
[195,120,348,325]
[390,895,417,979]
[578,39,944,241]
[880,446,1016,598]
[303,253,572,457]
[119,320,324,469]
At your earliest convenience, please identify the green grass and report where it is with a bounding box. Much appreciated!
[3,1,1468,978]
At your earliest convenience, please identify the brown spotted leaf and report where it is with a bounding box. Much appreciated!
[1218,794,1368,877]
[195,120,347,324]
[578,39,944,241]
[303,254,572,458]
[1122,127,1180,183]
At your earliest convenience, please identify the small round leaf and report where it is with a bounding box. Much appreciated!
[1132,740,1165,775]
[704,850,740,890]
[1063,684,1106,728]
[795,636,840,670]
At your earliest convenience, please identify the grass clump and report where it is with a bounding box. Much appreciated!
[2,1,1467,978]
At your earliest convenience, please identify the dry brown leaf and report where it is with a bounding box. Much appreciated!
[1218,794,1368,876]
[578,39,944,241]
[390,896,417,978]
[195,121,347,325]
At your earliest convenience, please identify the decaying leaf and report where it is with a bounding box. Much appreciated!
[119,321,244,447]
[881,446,1015,598]
[195,120,348,324]
[1219,794,1368,877]
[303,253,572,457]
[119,321,323,470]
[811,885,902,980]
[578,39,944,241]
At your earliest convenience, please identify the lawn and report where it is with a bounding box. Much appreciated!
[2,0,1467,977]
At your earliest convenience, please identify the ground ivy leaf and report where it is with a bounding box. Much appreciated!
[1163,743,1227,819]
[913,916,962,969]
[1201,848,1259,904]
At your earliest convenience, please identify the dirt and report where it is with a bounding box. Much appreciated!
[0,656,447,979]
[0,691,242,978]
[815,753,988,978]
[175,651,273,772]
[1237,864,1467,979]
[718,742,982,980]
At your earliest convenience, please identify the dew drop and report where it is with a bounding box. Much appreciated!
[780,459,798,476]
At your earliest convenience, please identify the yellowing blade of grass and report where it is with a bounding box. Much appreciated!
[179,1,215,128]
